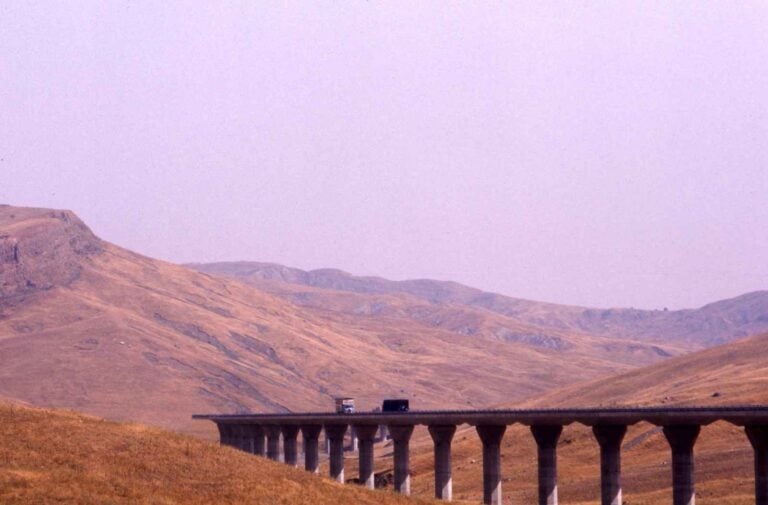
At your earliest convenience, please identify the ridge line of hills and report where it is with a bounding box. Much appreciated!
[190,260,768,348]
[2,204,767,437]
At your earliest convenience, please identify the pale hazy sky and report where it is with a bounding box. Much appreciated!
[2,2,767,309]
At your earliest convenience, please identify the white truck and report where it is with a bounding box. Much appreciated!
[334,397,355,414]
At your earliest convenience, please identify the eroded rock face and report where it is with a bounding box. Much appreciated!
[0,206,103,297]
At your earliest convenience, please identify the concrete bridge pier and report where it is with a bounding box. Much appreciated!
[266,425,282,461]
[227,423,240,449]
[325,424,348,483]
[388,425,414,495]
[350,426,359,452]
[282,425,300,467]
[531,425,563,505]
[663,424,700,505]
[476,424,507,505]
[235,424,252,452]
[301,424,323,474]
[234,424,251,452]
[226,424,240,450]
[746,425,768,505]
[354,425,380,489]
[216,423,233,447]
[429,424,457,501]
[246,424,266,456]
[592,425,627,505]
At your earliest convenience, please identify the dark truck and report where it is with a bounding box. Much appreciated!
[381,399,409,412]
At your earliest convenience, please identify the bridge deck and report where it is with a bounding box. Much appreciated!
[193,405,768,426]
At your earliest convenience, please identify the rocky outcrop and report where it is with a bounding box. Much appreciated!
[0,206,103,297]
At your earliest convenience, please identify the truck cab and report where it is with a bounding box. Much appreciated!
[334,397,355,414]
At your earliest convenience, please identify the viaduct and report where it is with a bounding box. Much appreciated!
[194,406,768,505]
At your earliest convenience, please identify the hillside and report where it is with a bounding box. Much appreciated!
[0,205,684,435]
[4,206,766,504]
[529,330,768,408]
[392,332,768,504]
[0,402,439,505]
[193,261,768,348]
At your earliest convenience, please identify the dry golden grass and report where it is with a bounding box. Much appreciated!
[0,403,442,505]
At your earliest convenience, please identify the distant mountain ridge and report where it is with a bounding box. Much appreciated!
[190,261,768,348]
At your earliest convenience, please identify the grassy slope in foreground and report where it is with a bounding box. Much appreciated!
[0,403,438,505]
